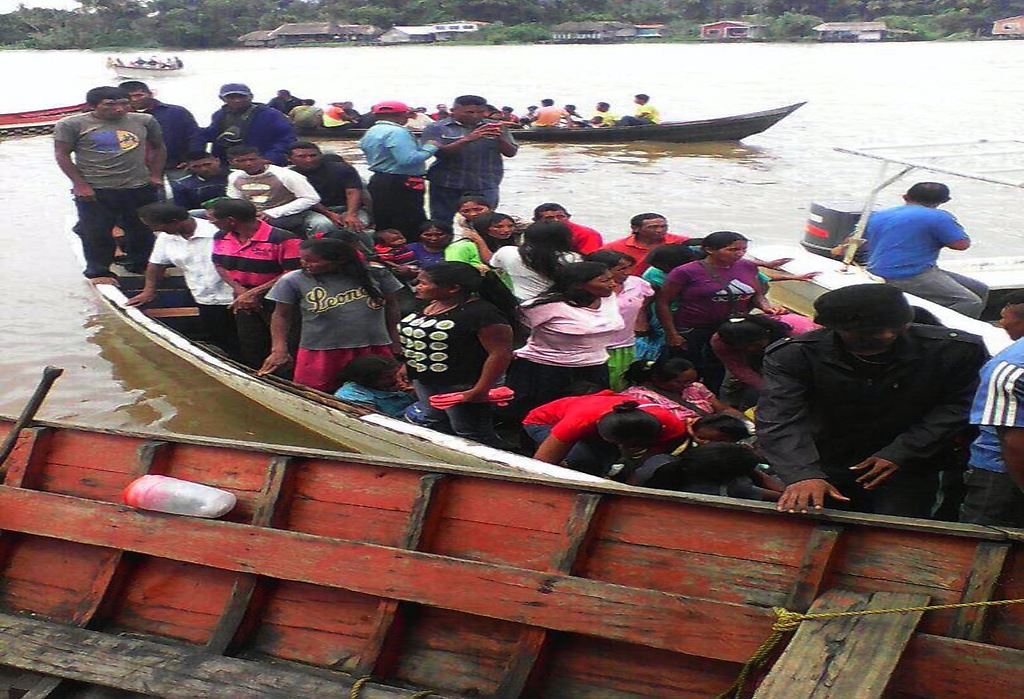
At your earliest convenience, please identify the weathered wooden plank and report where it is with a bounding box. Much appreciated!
[891,633,1024,699]
[0,612,450,699]
[785,524,843,612]
[949,541,1012,641]
[754,590,929,699]
[8,441,167,699]
[1,427,52,489]
[0,486,774,663]
[353,473,445,676]
[205,455,294,655]
[494,492,603,699]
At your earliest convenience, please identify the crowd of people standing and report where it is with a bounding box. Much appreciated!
[53,81,1024,528]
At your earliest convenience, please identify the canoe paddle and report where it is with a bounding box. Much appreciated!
[0,366,64,474]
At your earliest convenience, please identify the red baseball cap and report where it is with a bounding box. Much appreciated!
[371,101,412,114]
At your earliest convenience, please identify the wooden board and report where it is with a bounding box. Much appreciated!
[754,590,929,698]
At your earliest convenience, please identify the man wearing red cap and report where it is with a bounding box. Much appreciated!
[358,101,440,241]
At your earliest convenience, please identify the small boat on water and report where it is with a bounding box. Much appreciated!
[0,416,1021,698]
[0,103,88,139]
[314,101,807,144]
[107,56,185,80]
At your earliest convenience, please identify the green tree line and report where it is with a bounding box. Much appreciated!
[0,0,1020,49]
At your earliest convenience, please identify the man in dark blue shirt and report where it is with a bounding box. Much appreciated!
[170,150,228,212]
[120,80,201,174]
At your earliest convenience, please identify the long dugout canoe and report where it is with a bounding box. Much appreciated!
[0,419,1021,698]
[310,101,807,144]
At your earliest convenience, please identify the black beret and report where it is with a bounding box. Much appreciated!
[813,284,914,331]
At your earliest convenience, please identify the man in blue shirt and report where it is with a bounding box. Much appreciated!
[171,150,228,214]
[203,83,296,166]
[358,101,439,241]
[962,292,1024,526]
[120,80,201,176]
[421,94,518,224]
[861,182,988,318]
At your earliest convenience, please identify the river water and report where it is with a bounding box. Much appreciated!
[2,41,1023,446]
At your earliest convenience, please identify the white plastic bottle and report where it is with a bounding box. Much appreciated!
[122,475,237,518]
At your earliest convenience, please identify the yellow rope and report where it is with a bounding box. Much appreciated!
[350,676,438,699]
[716,597,1024,699]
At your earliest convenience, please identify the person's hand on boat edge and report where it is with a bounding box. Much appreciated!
[850,456,899,489]
[777,478,850,513]
[124,289,156,307]
[257,350,291,377]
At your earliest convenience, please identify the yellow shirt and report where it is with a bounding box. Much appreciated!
[635,104,660,124]
[591,111,618,127]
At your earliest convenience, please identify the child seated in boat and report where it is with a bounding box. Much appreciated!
[643,442,784,502]
[334,355,415,418]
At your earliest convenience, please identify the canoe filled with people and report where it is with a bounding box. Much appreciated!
[52,81,1024,529]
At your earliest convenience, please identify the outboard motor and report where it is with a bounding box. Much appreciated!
[801,201,867,258]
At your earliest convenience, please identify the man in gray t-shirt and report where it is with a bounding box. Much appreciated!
[54,86,166,279]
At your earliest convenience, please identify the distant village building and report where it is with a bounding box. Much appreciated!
[378,21,487,44]
[634,24,665,38]
[700,21,765,40]
[992,16,1024,37]
[811,22,891,42]
[236,23,379,47]
[550,21,638,43]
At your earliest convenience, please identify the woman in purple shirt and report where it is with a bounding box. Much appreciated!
[654,231,782,392]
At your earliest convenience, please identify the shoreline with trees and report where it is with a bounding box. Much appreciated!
[0,1,1019,50]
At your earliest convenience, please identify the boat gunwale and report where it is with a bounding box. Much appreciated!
[3,416,1019,544]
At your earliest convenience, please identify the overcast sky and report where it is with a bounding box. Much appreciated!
[1,0,80,13]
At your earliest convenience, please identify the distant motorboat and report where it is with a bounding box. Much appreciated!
[107,56,184,80]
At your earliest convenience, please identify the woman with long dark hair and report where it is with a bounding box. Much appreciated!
[260,237,403,392]
[398,261,518,448]
[506,261,623,417]
[445,211,518,267]
[489,220,581,301]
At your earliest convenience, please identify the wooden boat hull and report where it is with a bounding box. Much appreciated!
[0,103,88,140]
[110,65,184,79]
[311,102,806,144]
[0,418,1020,698]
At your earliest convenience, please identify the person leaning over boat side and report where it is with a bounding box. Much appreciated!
[119,80,202,176]
[207,198,301,372]
[287,141,366,236]
[960,291,1024,527]
[421,94,518,224]
[259,237,403,393]
[398,262,517,449]
[756,284,988,518]
[533,203,604,254]
[170,150,228,215]
[225,145,323,237]
[203,83,296,167]
[267,89,303,115]
[597,213,688,275]
[54,85,165,279]
[616,94,660,127]
[128,202,240,359]
[524,394,686,478]
[358,101,440,243]
[851,182,988,319]
[288,100,324,135]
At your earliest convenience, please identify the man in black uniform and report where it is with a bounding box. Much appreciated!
[756,284,988,517]
[286,142,366,234]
